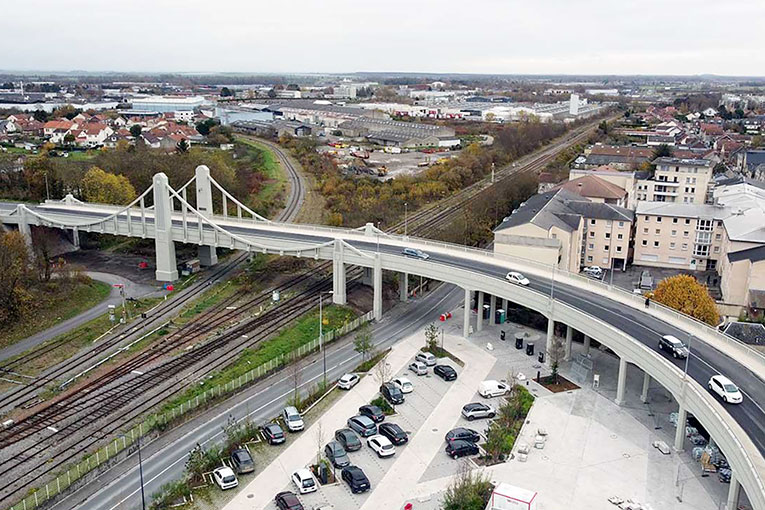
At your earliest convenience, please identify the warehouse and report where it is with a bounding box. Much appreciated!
[338,118,456,148]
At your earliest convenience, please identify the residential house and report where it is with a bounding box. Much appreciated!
[635,157,713,204]
[553,175,628,207]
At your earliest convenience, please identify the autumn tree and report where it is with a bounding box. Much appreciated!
[0,231,32,325]
[81,166,137,205]
[129,124,142,138]
[652,274,720,325]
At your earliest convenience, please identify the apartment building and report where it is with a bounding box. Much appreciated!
[633,202,730,272]
[635,157,713,204]
[493,189,634,272]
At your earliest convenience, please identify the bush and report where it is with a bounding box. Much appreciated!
[370,396,394,415]
[442,463,493,510]
[149,480,191,510]
[482,385,534,464]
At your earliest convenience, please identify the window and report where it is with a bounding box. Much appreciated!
[617,233,623,240]
[715,233,721,240]
[642,239,648,246]
[590,219,596,225]
[656,217,662,223]
[645,216,650,221]
[604,245,610,251]
[551,233,557,239]
[655,229,661,234]
[589,243,594,249]
[670,242,676,250]
[714,246,720,253]
[589,231,595,237]
[685,219,691,224]
[682,243,688,250]
[605,232,611,239]
[654,241,660,247]
[673,218,678,224]
[619,221,624,227]
[616,246,622,252]
[671,230,677,237]
[684,231,689,238]
[587,255,593,262]
[606,220,612,227]
[643,228,648,234]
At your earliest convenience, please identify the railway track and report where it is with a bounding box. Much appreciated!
[260,138,306,223]
[0,113,614,507]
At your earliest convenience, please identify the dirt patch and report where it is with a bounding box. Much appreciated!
[539,374,580,393]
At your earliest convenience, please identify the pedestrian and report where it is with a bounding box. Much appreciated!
[645,296,650,309]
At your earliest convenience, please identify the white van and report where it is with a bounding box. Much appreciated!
[478,380,509,398]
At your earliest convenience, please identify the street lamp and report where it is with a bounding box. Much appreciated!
[404,202,408,237]
[119,434,146,510]
[319,290,334,387]
[684,333,693,380]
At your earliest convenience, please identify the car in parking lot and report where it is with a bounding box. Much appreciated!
[392,377,413,394]
[275,491,304,510]
[658,334,689,359]
[230,448,255,474]
[380,382,405,405]
[434,364,457,381]
[445,427,480,444]
[478,380,508,398]
[260,423,286,445]
[359,404,385,423]
[583,266,604,279]
[283,406,304,432]
[335,428,362,451]
[347,415,378,437]
[378,422,408,445]
[708,375,743,404]
[408,361,428,375]
[506,271,530,286]
[402,247,429,260]
[367,434,396,458]
[324,440,350,468]
[338,373,360,390]
[445,439,480,459]
[291,468,317,494]
[212,466,239,490]
[461,402,496,421]
[415,352,437,366]
[342,465,371,493]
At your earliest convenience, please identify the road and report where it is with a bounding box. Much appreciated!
[57,283,463,510]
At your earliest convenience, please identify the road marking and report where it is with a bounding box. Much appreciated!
[47,426,58,433]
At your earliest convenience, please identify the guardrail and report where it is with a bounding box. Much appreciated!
[5,311,373,510]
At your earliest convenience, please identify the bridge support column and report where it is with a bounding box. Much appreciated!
[195,165,218,266]
[674,404,687,451]
[545,317,554,360]
[361,267,373,287]
[583,334,591,356]
[332,240,346,305]
[564,325,573,361]
[615,356,627,406]
[463,288,471,338]
[641,372,651,403]
[373,254,382,321]
[152,173,178,282]
[16,205,33,250]
[476,292,484,332]
[71,227,80,249]
[726,473,741,510]
[399,272,408,302]
[489,295,496,324]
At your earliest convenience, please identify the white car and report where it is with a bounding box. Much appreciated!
[583,266,604,278]
[506,271,530,286]
[708,375,743,404]
[367,434,396,458]
[478,380,508,398]
[212,466,239,490]
[415,352,437,366]
[408,361,428,375]
[291,468,317,494]
[283,406,304,432]
[392,377,413,394]
[338,373,360,390]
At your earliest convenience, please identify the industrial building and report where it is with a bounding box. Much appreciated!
[337,118,458,149]
[131,95,206,113]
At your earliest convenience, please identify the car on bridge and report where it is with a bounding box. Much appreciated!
[708,375,743,404]
[506,271,530,286]
[658,335,689,359]
[402,247,430,260]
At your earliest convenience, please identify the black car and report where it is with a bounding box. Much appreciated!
[341,465,371,493]
[445,427,480,444]
[335,428,362,451]
[230,448,255,474]
[445,439,479,459]
[658,335,689,359]
[378,422,408,445]
[275,491,304,510]
[261,423,286,445]
[380,382,404,405]
[324,440,350,468]
[434,364,457,381]
[359,404,385,423]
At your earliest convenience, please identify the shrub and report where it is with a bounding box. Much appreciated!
[370,396,394,415]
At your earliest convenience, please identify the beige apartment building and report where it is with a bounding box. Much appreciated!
[493,189,634,272]
[633,202,730,272]
[635,157,713,205]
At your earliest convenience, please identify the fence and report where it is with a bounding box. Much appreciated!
[7,310,373,510]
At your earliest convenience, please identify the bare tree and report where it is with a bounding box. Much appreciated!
[289,353,302,409]
[547,334,566,384]
[373,353,392,386]
[424,323,439,352]
[314,421,325,467]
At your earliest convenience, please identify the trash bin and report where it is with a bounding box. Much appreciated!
[500,330,506,341]
[318,464,328,484]
[526,342,535,356]
[538,351,545,364]
[483,304,491,320]
[495,309,506,324]
[515,335,524,349]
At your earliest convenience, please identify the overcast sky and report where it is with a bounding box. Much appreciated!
[2,0,763,76]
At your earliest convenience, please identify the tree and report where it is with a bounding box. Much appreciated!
[353,322,373,362]
[220,86,234,97]
[652,274,720,326]
[63,133,75,145]
[195,118,218,136]
[289,352,303,409]
[314,421,325,467]
[752,135,764,148]
[424,322,440,351]
[176,138,190,153]
[373,352,391,386]
[0,231,32,325]
[129,124,142,138]
[442,462,493,510]
[33,110,49,122]
[81,166,137,205]
[651,144,673,160]
[546,328,566,385]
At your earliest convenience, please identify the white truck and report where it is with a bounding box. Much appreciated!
[478,380,509,398]
[487,483,537,510]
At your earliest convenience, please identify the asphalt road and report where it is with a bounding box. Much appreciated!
[57,282,463,510]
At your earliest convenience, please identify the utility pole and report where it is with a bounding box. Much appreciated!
[491,162,495,184]
[404,202,408,236]
[44,173,50,201]
[319,290,333,387]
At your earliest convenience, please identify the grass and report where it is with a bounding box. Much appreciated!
[0,279,112,350]
[424,345,465,367]
[161,304,358,412]
[236,137,287,216]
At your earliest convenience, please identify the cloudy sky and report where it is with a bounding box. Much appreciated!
[2,0,763,76]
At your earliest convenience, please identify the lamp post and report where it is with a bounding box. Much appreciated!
[376,222,381,253]
[684,333,693,380]
[404,202,408,236]
[319,290,334,387]
[119,434,145,510]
